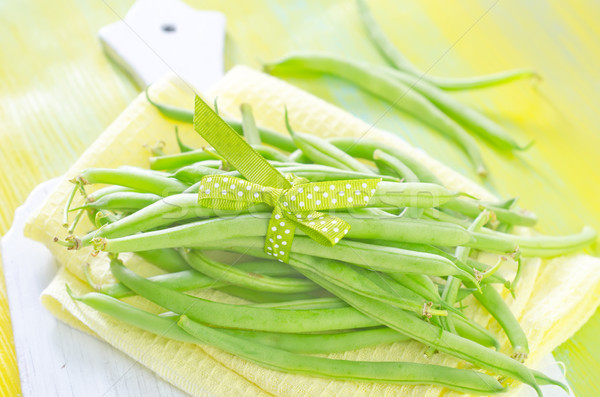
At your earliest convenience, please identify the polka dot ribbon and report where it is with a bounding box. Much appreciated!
[197,174,381,262]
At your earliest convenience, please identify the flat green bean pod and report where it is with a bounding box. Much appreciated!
[182,250,319,294]
[178,316,505,394]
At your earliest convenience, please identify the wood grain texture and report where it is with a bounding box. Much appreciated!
[1,0,599,395]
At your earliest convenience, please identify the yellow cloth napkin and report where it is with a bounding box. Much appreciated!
[25,66,600,397]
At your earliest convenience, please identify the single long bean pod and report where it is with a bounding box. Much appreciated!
[247,297,346,310]
[150,149,222,170]
[217,285,330,303]
[443,198,538,227]
[86,185,136,203]
[383,67,530,150]
[182,250,319,294]
[136,248,190,272]
[240,103,261,145]
[67,286,199,343]
[474,284,529,360]
[373,149,419,182]
[220,326,409,354]
[469,227,597,257]
[485,226,597,258]
[183,164,399,187]
[356,0,537,91]
[328,137,441,185]
[93,211,473,254]
[293,262,543,396]
[74,192,162,212]
[110,258,379,332]
[171,163,226,184]
[145,90,296,152]
[77,167,189,196]
[99,269,228,298]
[285,112,374,174]
[178,316,505,394]
[265,53,487,176]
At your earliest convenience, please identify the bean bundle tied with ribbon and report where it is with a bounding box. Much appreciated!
[193,96,380,262]
[57,91,592,396]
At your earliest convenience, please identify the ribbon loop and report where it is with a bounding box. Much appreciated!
[198,174,380,262]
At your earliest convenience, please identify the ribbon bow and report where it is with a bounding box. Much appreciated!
[198,174,380,262]
[193,95,380,262]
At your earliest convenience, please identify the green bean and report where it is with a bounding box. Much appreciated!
[145,89,296,152]
[367,182,458,208]
[288,149,312,163]
[275,166,399,182]
[217,285,330,303]
[100,269,228,298]
[67,287,380,358]
[284,111,374,174]
[288,238,472,280]
[287,253,448,316]
[74,192,162,212]
[442,198,538,227]
[79,194,270,246]
[182,250,319,294]
[174,126,194,153]
[388,273,441,304]
[356,0,537,91]
[423,208,471,227]
[383,67,530,150]
[178,316,505,394]
[240,103,261,145]
[77,167,189,196]
[252,145,290,162]
[373,149,419,182]
[87,185,136,203]
[67,286,199,343]
[93,211,473,254]
[110,258,378,332]
[469,226,597,257]
[466,258,510,287]
[452,314,501,350]
[474,284,529,360]
[103,258,307,298]
[150,149,221,170]
[328,137,442,185]
[170,163,226,184]
[265,53,487,176]
[491,226,597,258]
[221,326,407,353]
[136,248,190,272]
[293,263,543,395]
[247,297,346,310]
[443,211,490,333]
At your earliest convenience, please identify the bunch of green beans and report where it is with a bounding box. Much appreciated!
[57,102,591,396]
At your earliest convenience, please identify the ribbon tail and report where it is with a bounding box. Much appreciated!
[265,205,296,262]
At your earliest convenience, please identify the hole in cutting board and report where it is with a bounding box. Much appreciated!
[161,24,177,33]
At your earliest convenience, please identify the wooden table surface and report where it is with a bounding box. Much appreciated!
[1,1,599,395]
